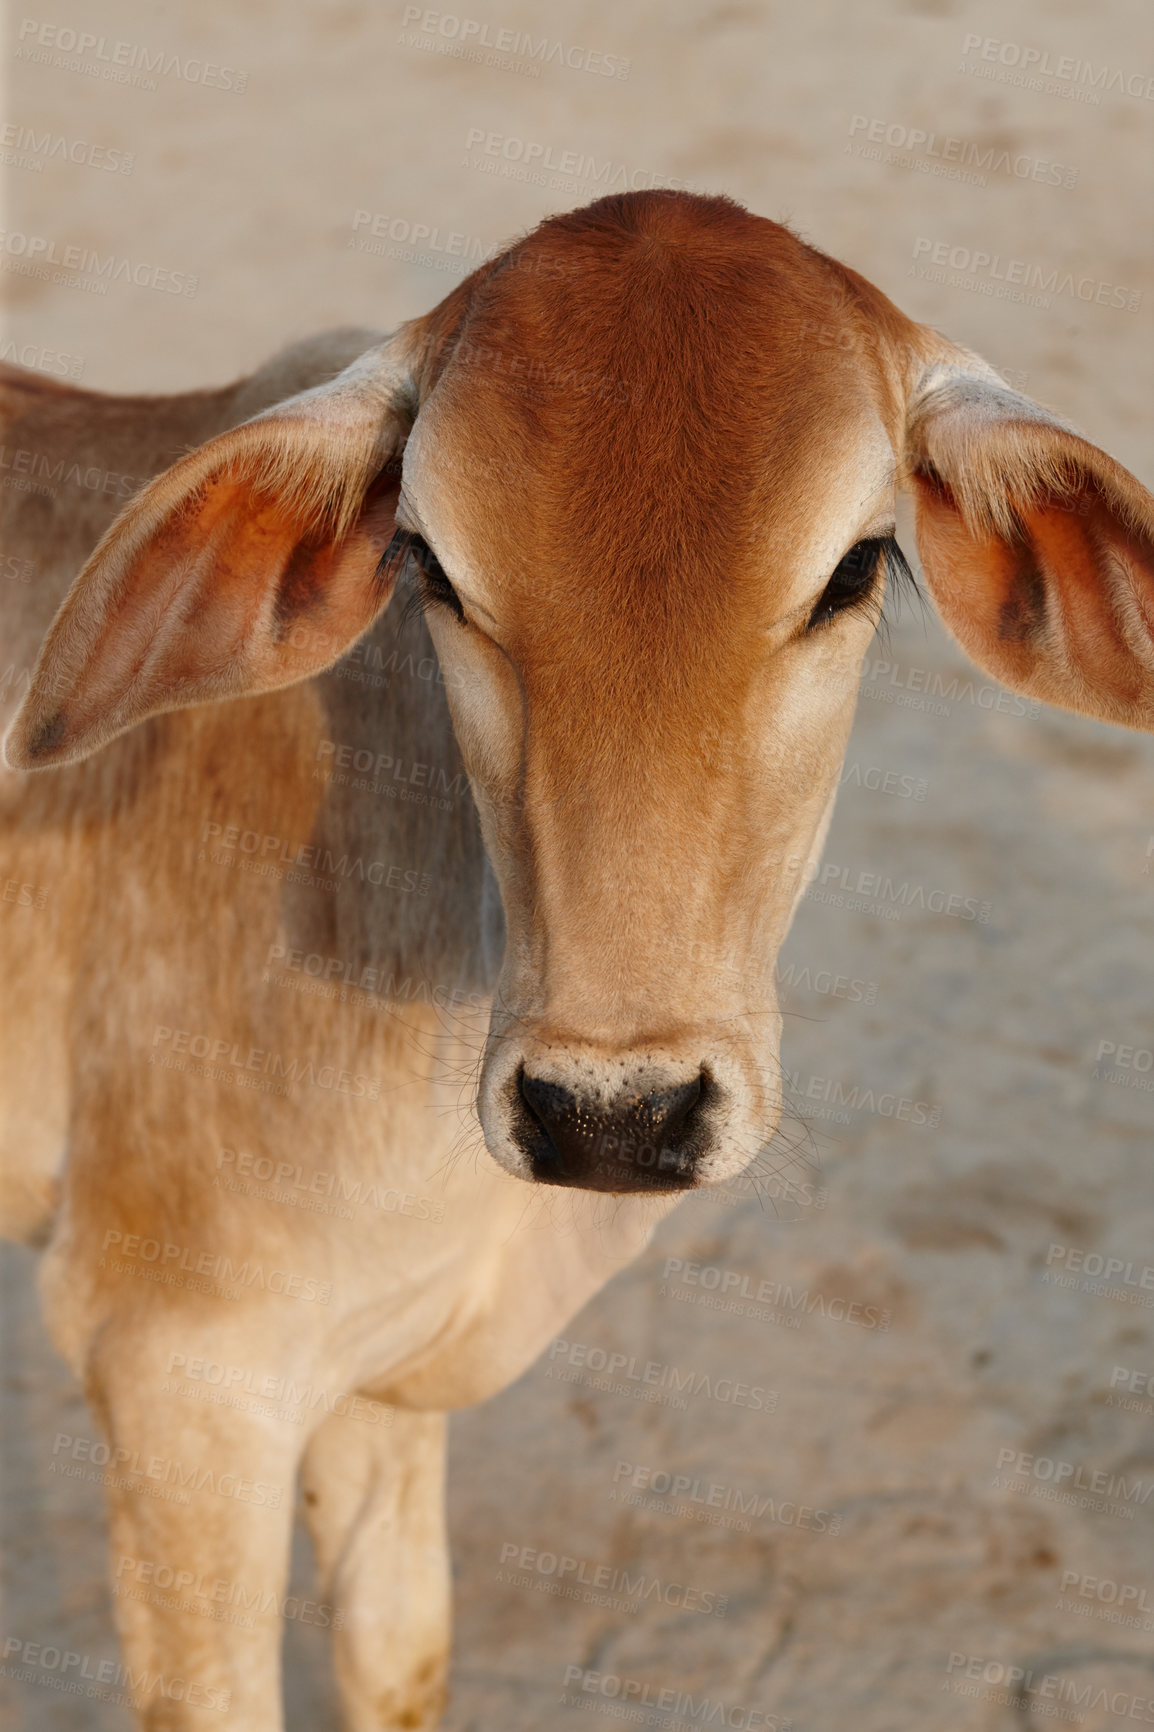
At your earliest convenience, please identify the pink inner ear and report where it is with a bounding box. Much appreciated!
[8,466,405,771]
[217,468,403,686]
[912,466,1154,731]
[1015,497,1143,703]
[102,484,305,708]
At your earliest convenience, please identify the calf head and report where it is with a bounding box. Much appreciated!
[7,192,1154,1194]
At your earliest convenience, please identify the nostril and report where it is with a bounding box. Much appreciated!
[520,1072,705,1144]
[641,1074,703,1142]
[511,1063,714,1191]
[520,1072,576,1131]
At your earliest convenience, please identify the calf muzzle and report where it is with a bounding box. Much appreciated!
[513,1068,711,1192]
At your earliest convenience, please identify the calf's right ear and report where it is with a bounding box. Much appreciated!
[5,337,418,771]
[905,356,1154,731]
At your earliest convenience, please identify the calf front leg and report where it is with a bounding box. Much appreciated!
[301,1406,449,1732]
[86,1316,307,1732]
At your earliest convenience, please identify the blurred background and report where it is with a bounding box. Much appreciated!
[2,2,1153,1727]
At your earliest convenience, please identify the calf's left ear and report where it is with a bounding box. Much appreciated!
[905,359,1154,730]
[4,337,416,771]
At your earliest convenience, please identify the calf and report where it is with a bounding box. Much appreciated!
[2,191,1151,1730]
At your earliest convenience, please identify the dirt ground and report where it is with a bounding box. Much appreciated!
[2,1,1153,1728]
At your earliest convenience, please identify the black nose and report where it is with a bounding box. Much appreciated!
[516,1071,709,1192]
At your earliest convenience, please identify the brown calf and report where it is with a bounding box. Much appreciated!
[2,191,1152,1729]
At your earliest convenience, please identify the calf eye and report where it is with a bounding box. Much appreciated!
[807,536,892,632]
[379,528,466,624]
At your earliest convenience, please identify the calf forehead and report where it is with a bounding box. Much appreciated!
[419,196,895,630]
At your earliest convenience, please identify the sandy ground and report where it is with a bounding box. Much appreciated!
[2,1,1154,1727]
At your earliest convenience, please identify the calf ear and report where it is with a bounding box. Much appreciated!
[4,338,417,770]
[905,358,1154,730]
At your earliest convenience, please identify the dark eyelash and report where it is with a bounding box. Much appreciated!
[376,528,466,625]
[378,529,918,640]
[806,535,918,633]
